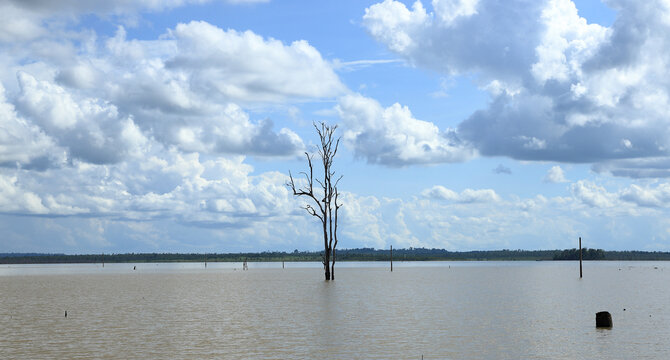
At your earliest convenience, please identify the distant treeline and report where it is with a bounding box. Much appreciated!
[553,248,605,260]
[3,248,670,264]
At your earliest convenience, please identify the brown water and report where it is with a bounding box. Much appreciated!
[1,261,669,359]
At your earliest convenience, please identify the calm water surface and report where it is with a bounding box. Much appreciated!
[1,261,669,359]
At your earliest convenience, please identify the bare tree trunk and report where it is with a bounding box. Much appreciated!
[323,214,330,280]
[287,122,342,281]
[324,248,331,280]
[331,248,335,280]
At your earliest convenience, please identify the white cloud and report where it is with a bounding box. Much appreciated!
[363,0,670,176]
[56,62,102,90]
[0,143,297,225]
[166,21,345,103]
[531,0,609,83]
[0,1,352,252]
[422,185,500,203]
[363,0,429,53]
[337,93,474,166]
[16,72,147,165]
[432,0,480,26]
[620,183,670,208]
[570,179,670,211]
[543,165,568,183]
[0,81,61,168]
[364,0,545,81]
[570,180,616,208]
[0,174,48,214]
[0,2,45,42]
[97,22,339,156]
[335,181,667,250]
[5,19,328,160]
[339,192,386,248]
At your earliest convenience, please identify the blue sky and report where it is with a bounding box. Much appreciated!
[1,0,670,254]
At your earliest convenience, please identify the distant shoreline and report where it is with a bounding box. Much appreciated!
[3,248,670,264]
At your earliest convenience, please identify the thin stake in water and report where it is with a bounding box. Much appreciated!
[390,245,393,272]
[579,237,583,279]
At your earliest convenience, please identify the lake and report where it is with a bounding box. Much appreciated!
[1,261,669,359]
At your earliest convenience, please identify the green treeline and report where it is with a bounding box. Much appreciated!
[553,248,605,260]
[3,247,670,264]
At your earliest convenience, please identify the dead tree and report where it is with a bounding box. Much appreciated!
[287,122,342,280]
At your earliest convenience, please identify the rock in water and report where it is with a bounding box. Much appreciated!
[596,311,612,328]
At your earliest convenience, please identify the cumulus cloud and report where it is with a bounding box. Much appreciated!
[543,165,568,183]
[570,180,617,208]
[98,22,341,156]
[0,142,296,223]
[4,18,338,161]
[363,0,429,53]
[339,193,387,248]
[0,81,61,169]
[337,93,474,166]
[0,0,353,252]
[165,21,344,103]
[422,185,500,203]
[15,72,147,165]
[432,0,480,25]
[620,183,670,208]
[0,2,45,42]
[338,180,670,251]
[569,179,670,212]
[363,0,670,176]
[364,0,546,82]
[0,142,315,253]
[337,179,670,250]
[0,174,49,214]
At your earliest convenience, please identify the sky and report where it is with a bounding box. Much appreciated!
[2,0,670,254]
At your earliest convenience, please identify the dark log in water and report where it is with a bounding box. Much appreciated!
[596,311,612,328]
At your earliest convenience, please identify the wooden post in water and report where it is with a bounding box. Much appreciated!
[596,311,613,328]
[390,245,393,272]
[579,237,583,278]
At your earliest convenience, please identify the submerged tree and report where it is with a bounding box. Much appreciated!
[287,122,342,280]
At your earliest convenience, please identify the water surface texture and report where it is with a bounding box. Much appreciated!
[1,261,669,359]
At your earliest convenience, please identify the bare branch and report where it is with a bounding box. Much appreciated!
[305,205,324,222]
[287,121,342,280]
[334,175,343,188]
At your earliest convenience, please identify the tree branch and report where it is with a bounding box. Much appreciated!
[287,121,342,280]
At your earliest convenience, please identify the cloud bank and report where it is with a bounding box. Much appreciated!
[363,0,670,176]
[337,93,474,166]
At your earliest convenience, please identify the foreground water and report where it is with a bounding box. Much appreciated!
[1,261,669,359]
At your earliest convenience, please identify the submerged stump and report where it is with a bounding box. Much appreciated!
[596,311,613,328]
